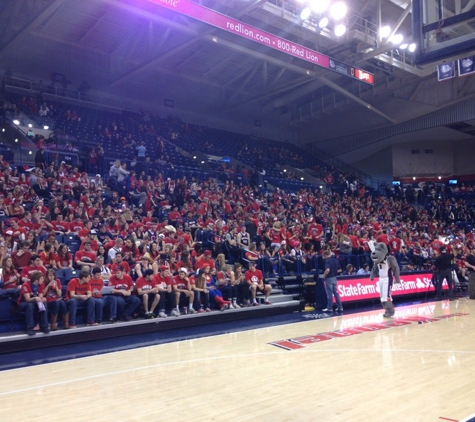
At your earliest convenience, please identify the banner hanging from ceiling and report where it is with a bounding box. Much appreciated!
[459,56,475,76]
[437,61,455,81]
[148,0,374,85]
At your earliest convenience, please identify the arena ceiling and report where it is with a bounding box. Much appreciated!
[1,0,475,153]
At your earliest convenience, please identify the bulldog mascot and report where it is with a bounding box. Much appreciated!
[369,241,401,317]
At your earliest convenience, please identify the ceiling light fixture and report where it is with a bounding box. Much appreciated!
[300,7,311,20]
[380,26,391,38]
[318,16,329,29]
[330,2,347,20]
[334,24,347,36]
[310,0,330,14]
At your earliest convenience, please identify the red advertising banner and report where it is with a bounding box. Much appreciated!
[337,272,444,302]
[148,0,374,85]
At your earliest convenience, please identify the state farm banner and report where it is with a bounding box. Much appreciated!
[337,272,443,302]
[148,0,374,85]
[459,56,475,76]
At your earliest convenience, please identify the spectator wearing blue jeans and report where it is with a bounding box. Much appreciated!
[108,266,140,321]
[17,271,50,336]
[67,270,96,327]
[322,250,343,313]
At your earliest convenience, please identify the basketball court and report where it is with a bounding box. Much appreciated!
[1,298,474,422]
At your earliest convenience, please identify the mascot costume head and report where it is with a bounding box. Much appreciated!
[368,241,401,318]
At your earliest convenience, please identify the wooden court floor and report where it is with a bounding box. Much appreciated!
[1,299,475,422]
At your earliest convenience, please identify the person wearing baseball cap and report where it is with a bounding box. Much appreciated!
[173,267,197,314]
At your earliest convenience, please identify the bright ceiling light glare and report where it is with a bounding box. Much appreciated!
[28,123,33,128]
[310,0,330,14]
[330,2,347,20]
[334,24,347,36]
[399,43,408,49]
[43,125,49,130]
[300,7,311,20]
[13,120,20,125]
[391,34,404,44]
[409,43,417,52]
[318,16,329,29]
[380,25,391,38]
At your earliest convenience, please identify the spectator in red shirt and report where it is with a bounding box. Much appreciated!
[39,243,58,269]
[136,268,160,318]
[108,266,140,321]
[376,229,390,247]
[51,214,70,234]
[195,249,215,270]
[17,271,50,336]
[12,240,32,271]
[154,265,179,317]
[173,267,197,314]
[110,252,131,275]
[20,254,47,284]
[39,268,67,331]
[75,241,97,268]
[90,266,106,324]
[66,270,96,327]
[245,261,272,305]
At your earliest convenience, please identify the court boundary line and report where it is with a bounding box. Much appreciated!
[2,346,475,397]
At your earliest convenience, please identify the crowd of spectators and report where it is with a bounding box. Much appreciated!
[0,151,474,287]
[2,80,475,334]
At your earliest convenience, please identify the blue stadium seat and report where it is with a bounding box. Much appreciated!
[63,268,79,282]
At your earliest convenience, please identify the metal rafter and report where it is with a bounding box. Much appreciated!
[111,35,201,86]
[78,8,109,43]
[0,0,25,41]
[0,0,67,58]
[360,2,412,62]
[175,45,206,70]
[109,0,267,87]
[224,62,261,106]
[227,76,314,111]
[32,31,109,55]
[109,21,145,56]
[206,33,395,122]
[202,52,235,77]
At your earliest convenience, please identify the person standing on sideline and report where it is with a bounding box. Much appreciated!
[464,247,475,299]
[434,247,455,301]
[322,250,343,313]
